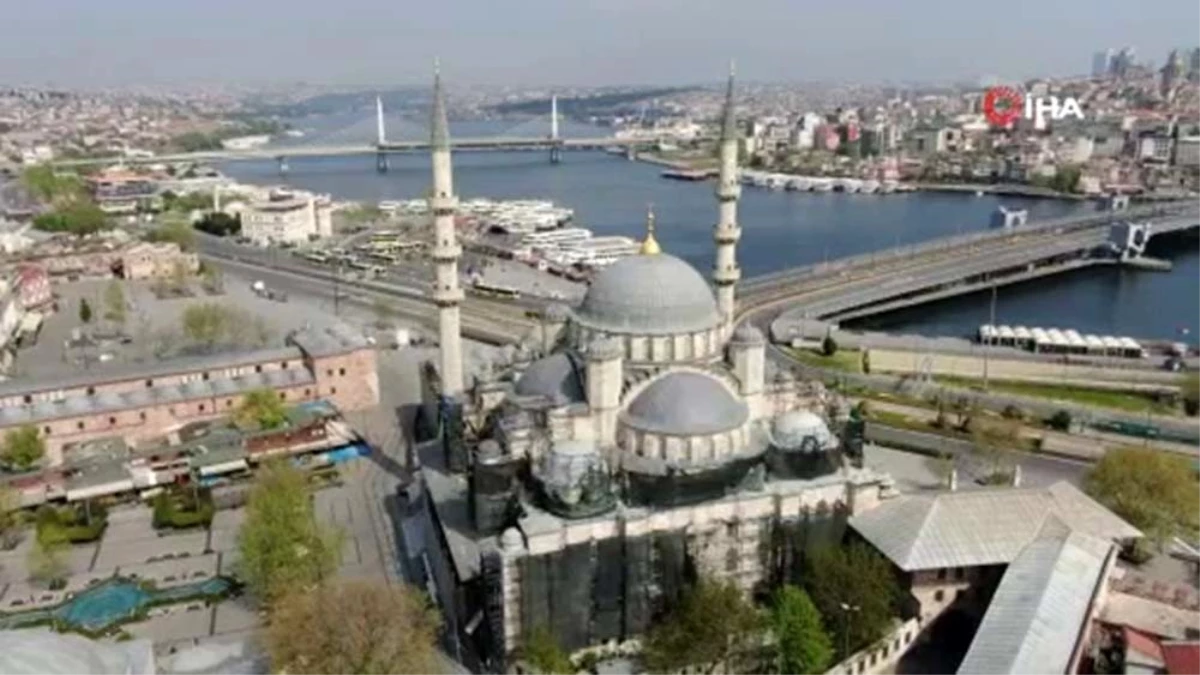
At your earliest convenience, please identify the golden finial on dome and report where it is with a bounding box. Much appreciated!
[640,203,661,255]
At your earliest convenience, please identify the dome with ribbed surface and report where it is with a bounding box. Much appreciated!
[573,254,720,335]
[623,372,747,435]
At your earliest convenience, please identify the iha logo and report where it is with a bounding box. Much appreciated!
[983,86,1084,127]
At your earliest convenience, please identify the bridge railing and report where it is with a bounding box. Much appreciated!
[742,202,1196,289]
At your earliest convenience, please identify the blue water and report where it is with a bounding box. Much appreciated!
[221,127,1199,341]
[0,576,236,633]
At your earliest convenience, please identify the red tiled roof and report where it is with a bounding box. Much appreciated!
[1162,641,1200,675]
[1124,625,1165,664]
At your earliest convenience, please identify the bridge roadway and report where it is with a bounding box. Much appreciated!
[763,212,1199,329]
[55,136,661,167]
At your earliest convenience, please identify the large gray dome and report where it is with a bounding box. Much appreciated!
[623,372,747,435]
[514,352,585,403]
[573,254,720,335]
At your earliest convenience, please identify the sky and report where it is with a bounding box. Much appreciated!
[2,0,1197,88]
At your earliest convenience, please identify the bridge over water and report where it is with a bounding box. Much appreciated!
[57,96,679,171]
[748,203,1199,337]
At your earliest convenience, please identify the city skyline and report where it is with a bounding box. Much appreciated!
[1,0,1198,89]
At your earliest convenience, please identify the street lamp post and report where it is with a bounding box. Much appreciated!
[840,602,861,662]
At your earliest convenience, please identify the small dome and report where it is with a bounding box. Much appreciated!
[772,410,833,452]
[624,372,748,435]
[514,353,585,403]
[573,254,720,336]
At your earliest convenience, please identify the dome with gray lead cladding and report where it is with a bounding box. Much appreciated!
[573,254,720,336]
[513,352,585,403]
[771,410,834,452]
[622,372,748,436]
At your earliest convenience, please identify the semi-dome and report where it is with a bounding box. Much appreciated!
[623,372,747,435]
[514,352,585,403]
[772,410,833,452]
[573,254,720,335]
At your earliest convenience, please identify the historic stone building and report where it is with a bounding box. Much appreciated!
[418,67,893,669]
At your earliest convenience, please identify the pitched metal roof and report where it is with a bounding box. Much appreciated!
[849,481,1140,571]
[957,518,1114,674]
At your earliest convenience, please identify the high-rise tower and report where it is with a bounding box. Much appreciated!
[429,62,464,395]
[713,62,742,322]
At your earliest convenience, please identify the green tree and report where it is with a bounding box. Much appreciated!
[1085,446,1200,550]
[1182,372,1199,417]
[643,579,764,674]
[771,585,834,674]
[0,485,20,550]
[265,579,441,674]
[235,388,288,431]
[236,460,341,606]
[28,523,68,586]
[822,335,839,357]
[78,297,93,325]
[181,302,230,349]
[103,280,126,326]
[2,425,45,470]
[195,212,241,237]
[1047,409,1073,431]
[146,216,196,251]
[970,418,1019,484]
[803,543,900,659]
[32,201,109,235]
[21,166,85,205]
[521,624,573,675]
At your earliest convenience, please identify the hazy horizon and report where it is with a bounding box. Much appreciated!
[2,0,1198,89]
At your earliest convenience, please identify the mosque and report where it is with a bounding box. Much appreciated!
[416,65,895,669]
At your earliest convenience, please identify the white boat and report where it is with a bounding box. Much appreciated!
[860,180,880,194]
[881,180,899,194]
[811,179,833,192]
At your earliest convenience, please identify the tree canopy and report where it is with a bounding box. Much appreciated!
[771,585,834,674]
[643,579,764,674]
[28,522,68,586]
[236,460,341,605]
[2,425,45,471]
[265,579,441,675]
[1085,446,1200,548]
[803,543,901,659]
[145,217,196,251]
[33,201,109,236]
[103,280,126,326]
[235,388,288,431]
[21,166,85,205]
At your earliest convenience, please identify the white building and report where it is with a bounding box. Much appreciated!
[1173,135,1200,167]
[240,190,333,245]
[1138,135,1173,163]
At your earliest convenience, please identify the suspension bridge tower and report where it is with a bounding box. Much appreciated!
[375,95,390,173]
[549,94,563,164]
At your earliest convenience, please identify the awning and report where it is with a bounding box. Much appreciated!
[198,459,249,477]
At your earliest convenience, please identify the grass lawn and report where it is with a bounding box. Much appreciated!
[935,376,1178,416]
[785,347,864,374]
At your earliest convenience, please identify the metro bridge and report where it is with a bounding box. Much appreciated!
[56,95,680,171]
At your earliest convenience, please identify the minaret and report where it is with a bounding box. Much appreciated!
[713,61,742,322]
[429,62,465,395]
[639,204,661,256]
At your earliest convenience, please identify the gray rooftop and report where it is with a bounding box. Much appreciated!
[622,371,748,436]
[849,481,1139,571]
[514,352,586,403]
[572,253,721,336]
[287,323,371,358]
[957,518,1114,674]
[0,346,299,400]
[0,369,314,427]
